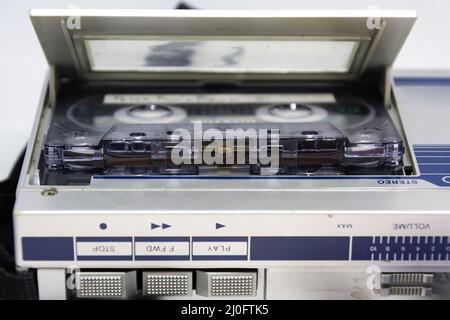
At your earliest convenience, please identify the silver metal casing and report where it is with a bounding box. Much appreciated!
[14,9,450,300]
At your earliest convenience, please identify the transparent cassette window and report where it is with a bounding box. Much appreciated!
[85,39,358,74]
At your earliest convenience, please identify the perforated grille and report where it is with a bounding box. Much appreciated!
[143,272,192,296]
[387,286,432,297]
[210,275,255,296]
[77,274,124,298]
[388,273,434,285]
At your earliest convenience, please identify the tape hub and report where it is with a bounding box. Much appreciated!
[256,103,329,123]
[269,103,313,119]
[114,104,187,124]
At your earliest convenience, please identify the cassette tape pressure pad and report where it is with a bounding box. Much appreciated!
[14,9,450,299]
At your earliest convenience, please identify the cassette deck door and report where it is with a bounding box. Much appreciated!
[30,9,416,82]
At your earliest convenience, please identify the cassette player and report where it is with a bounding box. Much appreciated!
[13,9,450,299]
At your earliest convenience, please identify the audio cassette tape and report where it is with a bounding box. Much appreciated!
[40,90,405,184]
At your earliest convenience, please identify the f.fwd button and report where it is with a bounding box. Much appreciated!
[151,223,172,230]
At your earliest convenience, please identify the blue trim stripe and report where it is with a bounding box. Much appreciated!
[413,145,450,186]
[414,145,450,148]
[395,77,450,86]
[251,236,350,261]
[22,235,450,262]
[415,152,450,157]
[418,164,450,174]
[22,237,74,261]
[415,157,450,164]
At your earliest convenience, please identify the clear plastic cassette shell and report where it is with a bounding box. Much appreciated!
[43,94,404,177]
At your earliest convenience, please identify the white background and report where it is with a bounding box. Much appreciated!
[1,0,450,180]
